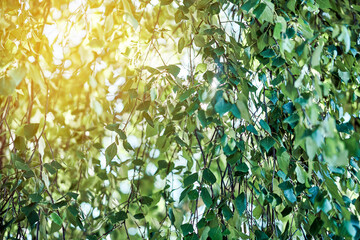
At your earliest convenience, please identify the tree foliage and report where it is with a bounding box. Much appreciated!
[1,0,360,239]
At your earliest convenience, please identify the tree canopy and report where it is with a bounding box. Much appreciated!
[1,0,360,239]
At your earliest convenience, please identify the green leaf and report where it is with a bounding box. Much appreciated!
[67,192,79,200]
[14,161,30,171]
[241,0,259,12]
[68,205,79,216]
[50,221,62,234]
[272,57,285,67]
[178,37,185,53]
[260,48,276,58]
[338,26,350,53]
[137,101,151,111]
[277,150,290,174]
[134,213,144,219]
[169,208,175,225]
[317,0,331,9]
[51,161,63,170]
[51,212,63,226]
[0,65,26,96]
[201,188,213,208]
[230,104,241,118]
[143,112,154,127]
[187,102,199,116]
[105,142,117,163]
[221,205,233,220]
[214,96,232,117]
[179,88,195,102]
[194,35,206,47]
[24,123,39,140]
[21,203,37,216]
[235,193,246,216]
[181,223,194,236]
[246,124,258,135]
[184,173,198,187]
[29,194,42,203]
[106,123,120,131]
[14,136,26,151]
[310,217,324,235]
[260,137,276,152]
[338,70,350,84]
[295,165,306,184]
[160,0,173,5]
[27,210,39,226]
[253,3,266,19]
[254,1,274,23]
[109,211,127,223]
[203,168,216,185]
[284,189,297,203]
[208,227,222,240]
[115,129,127,140]
[175,136,187,147]
[214,47,225,56]
[196,63,207,73]
[287,0,296,12]
[305,137,317,160]
[44,163,57,175]
[52,200,67,210]
[311,43,323,67]
[259,120,271,135]
[188,189,198,200]
[255,230,269,240]
[236,96,251,122]
[121,140,130,154]
[180,187,191,202]
[167,65,181,77]
[140,196,153,205]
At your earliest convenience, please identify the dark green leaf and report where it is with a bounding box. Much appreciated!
[14,161,30,171]
[203,168,216,185]
[181,223,194,236]
[235,193,246,216]
[184,173,198,187]
[44,163,57,175]
[246,124,258,135]
[201,188,212,208]
[209,227,222,240]
[259,120,271,135]
[140,196,153,205]
[310,217,324,235]
[169,208,175,225]
[51,161,63,170]
[134,213,144,219]
[260,48,276,58]
[67,192,79,200]
[109,211,127,223]
[241,0,259,12]
[260,137,276,152]
[29,194,42,203]
[272,57,285,67]
[214,97,232,117]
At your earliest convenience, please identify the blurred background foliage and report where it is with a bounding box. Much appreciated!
[1,0,360,239]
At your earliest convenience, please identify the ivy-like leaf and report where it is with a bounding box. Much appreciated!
[235,193,246,216]
[260,137,276,152]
